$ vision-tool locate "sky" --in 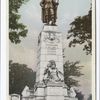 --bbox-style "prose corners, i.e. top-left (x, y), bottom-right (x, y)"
top-left (9, 0), bottom-right (92, 99)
